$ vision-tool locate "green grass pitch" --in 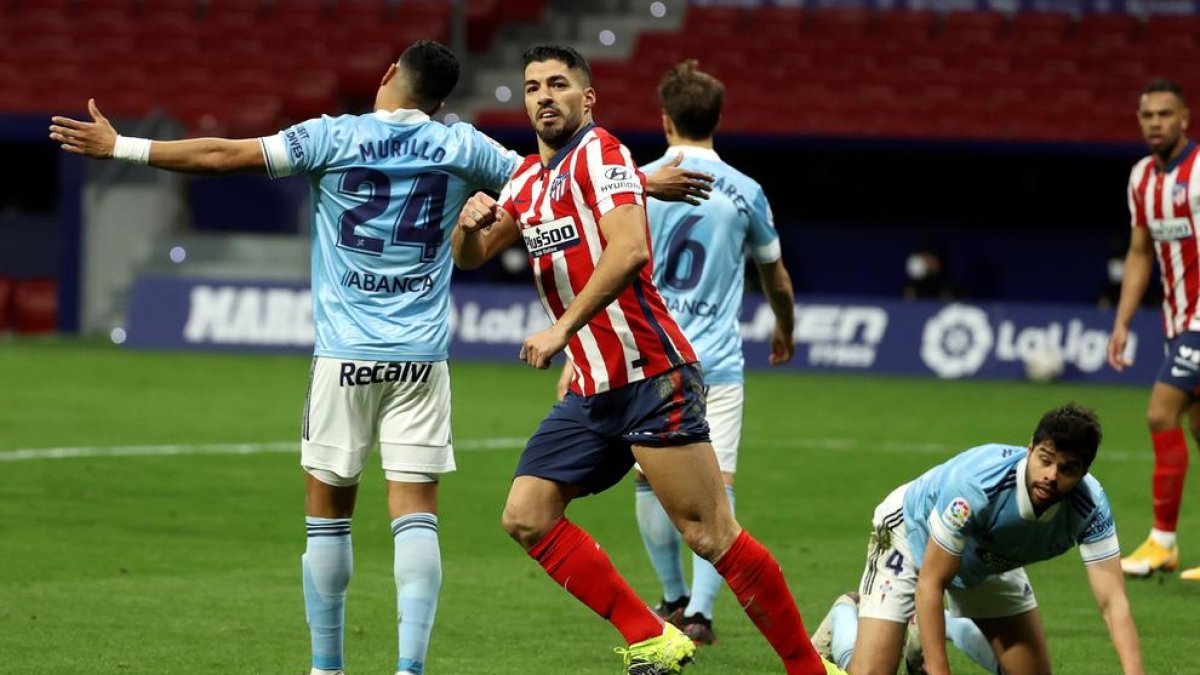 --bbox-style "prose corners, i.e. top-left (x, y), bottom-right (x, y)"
top-left (1, 339), bottom-right (1197, 674)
